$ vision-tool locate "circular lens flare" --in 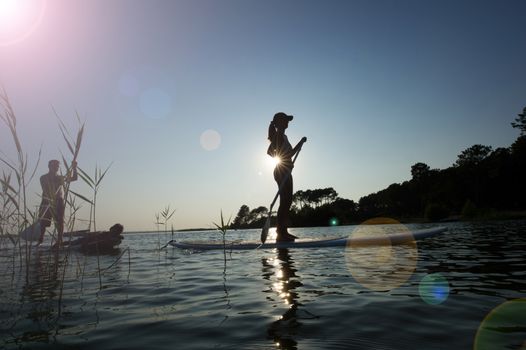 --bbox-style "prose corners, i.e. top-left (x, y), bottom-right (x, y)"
top-left (200, 129), bottom-right (221, 151)
top-left (474, 299), bottom-right (526, 350)
top-left (345, 217), bottom-right (418, 291)
top-left (419, 273), bottom-right (450, 305)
